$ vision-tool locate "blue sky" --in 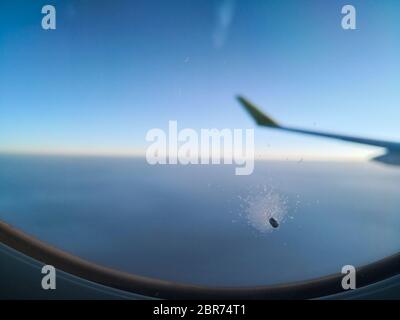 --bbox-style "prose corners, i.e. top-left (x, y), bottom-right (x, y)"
top-left (1, 0), bottom-right (400, 161)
